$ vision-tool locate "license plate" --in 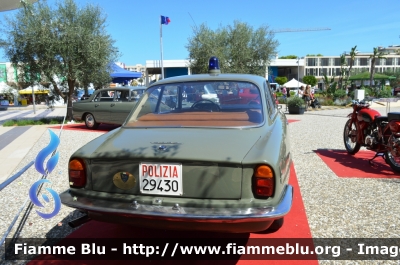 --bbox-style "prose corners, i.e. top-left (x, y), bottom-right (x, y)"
top-left (139, 163), bottom-right (182, 196)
